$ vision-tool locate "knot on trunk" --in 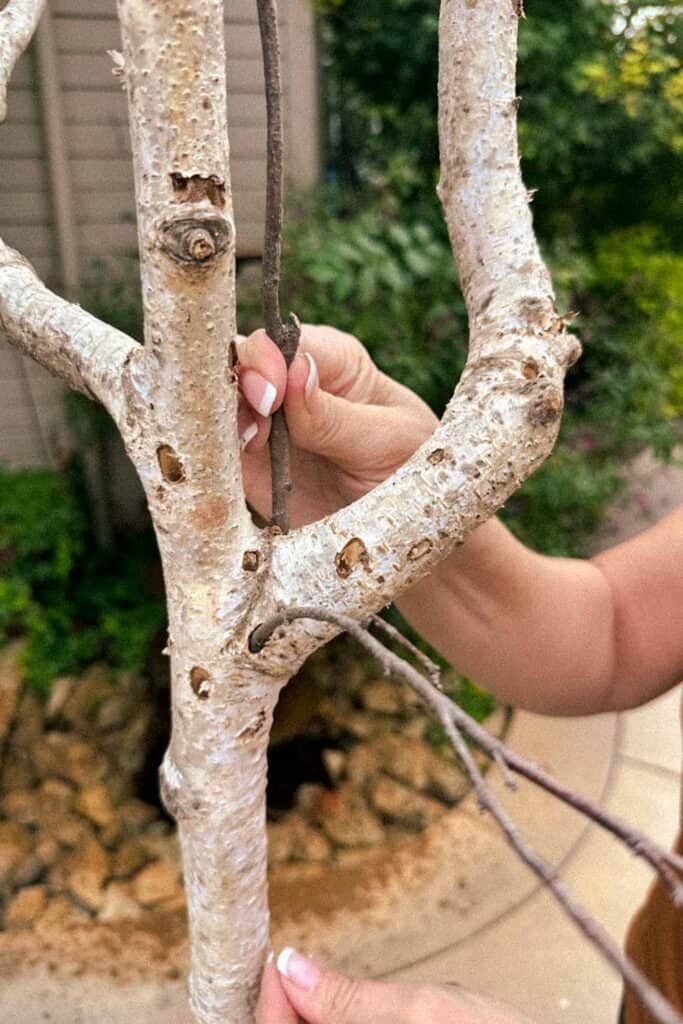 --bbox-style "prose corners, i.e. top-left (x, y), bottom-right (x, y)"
top-left (158, 209), bottom-right (234, 266)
